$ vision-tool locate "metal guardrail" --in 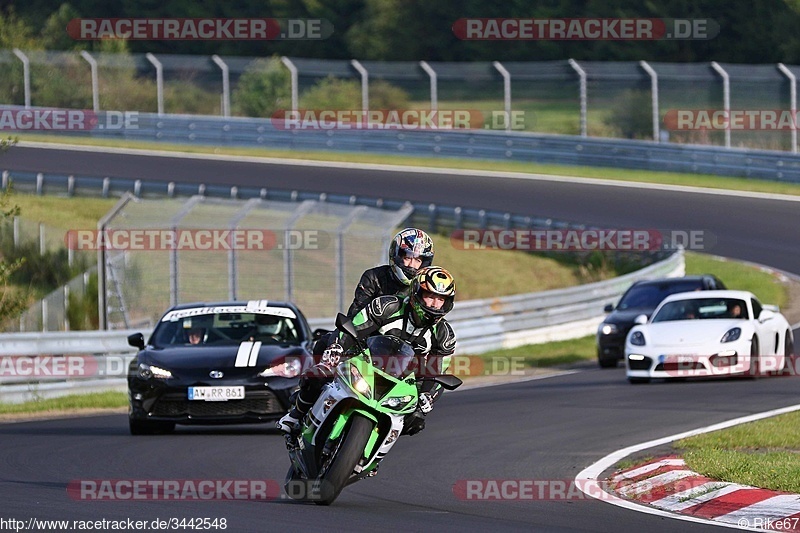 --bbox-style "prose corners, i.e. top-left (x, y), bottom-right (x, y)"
top-left (0, 250), bottom-right (684, 403)
top-left (17, 108), bottom-right (800, 182)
